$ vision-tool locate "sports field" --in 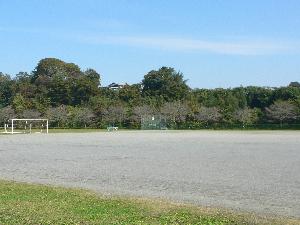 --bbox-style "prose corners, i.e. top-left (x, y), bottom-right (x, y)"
top-left (0, 130), bottom-right (299, 218)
